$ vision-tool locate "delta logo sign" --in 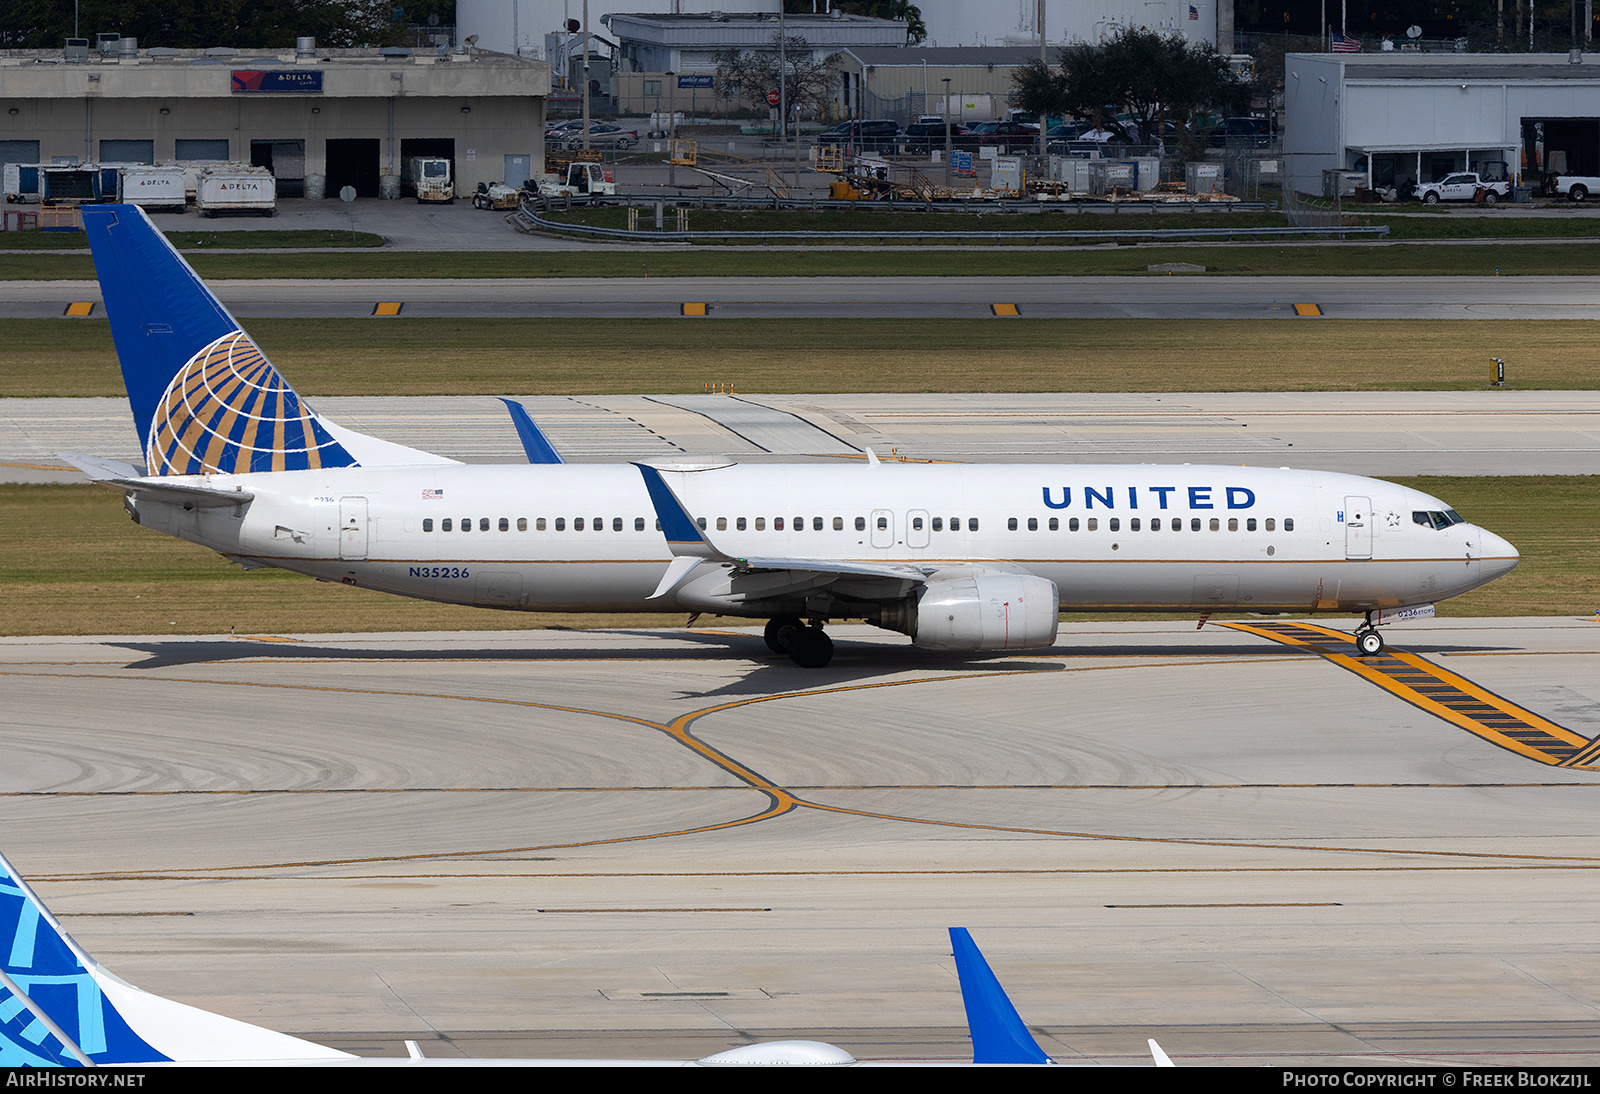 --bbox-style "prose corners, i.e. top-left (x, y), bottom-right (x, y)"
top-left (232, 70), bottom-right (324, 93)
